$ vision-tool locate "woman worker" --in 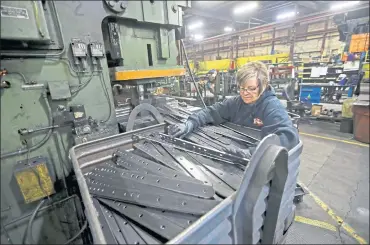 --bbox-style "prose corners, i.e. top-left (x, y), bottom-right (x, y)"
top-left (168, 61), bottom-right (300, 157)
